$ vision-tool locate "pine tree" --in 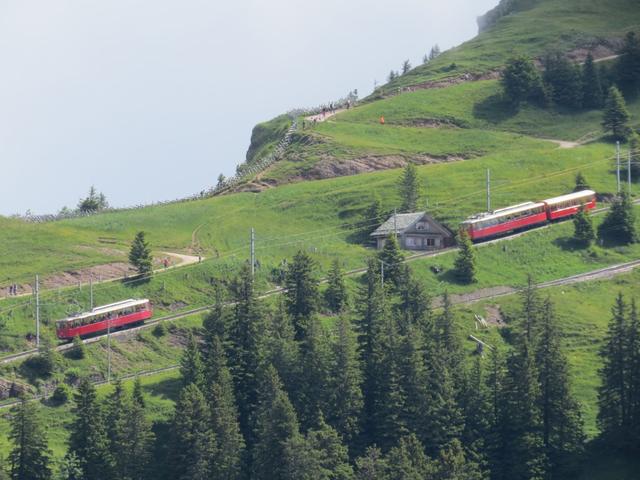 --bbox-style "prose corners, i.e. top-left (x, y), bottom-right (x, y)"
top-left (384, 434), bottom-right (435, 479)
top-left (378, 236), bottom-right (404, 288)
top-left (361, 198), bottom-right (385, 241)
top-left (437, 292), bottom-right (462, 371)
top-left (355, 447), bottom-right (388, 480)
top-left (454, 230), bottom-right (477, 284)
top-left (180, 331), bottom-right (204, 389)
top-left (501, 55), bottom-right (545, 105)
top-left (401, 60), bottom-right (411, 75)
top-left (598, 191), bottom-right (637, 244)
top-left (501, 342), bottom-right (547, 480)
top-left (435, 439), bottom-right (484, 480)
top-left (325, 259), bottom-right (348, 314)
top-left (615, 31), bottom-right (640, 95)
top-left (582, 53), bottom-right (604, 108)
top-left (460, 356), bottom-right (491, 476)
top-left (262, 299), bottom-right (301, 403)
top-left (395, 265), bottom-right (432, 334)
top-left (206, 335), bottom-right (245, 480)
top-left (105, 379), bottom-right (131, 480)
top-left (132, 376), bottom-right (145, 408)
top-left (128, 232), bottom-right (153, 276)
top-left (252, 366), bottom-right (301, 480)
top-left (485, 348), bottom-right (507, 480)
top-left (57, 453), bottom-right (83, 480)
top-left (429, 44), bottom-right (441, 61)
top-left (304, 417), bottom-right (354, 480)
top-left (328, 317), bottom-right (364, 445)
top-left (203, 282), bottom-right (227, 346)
top-left (535, 299), bottom-right (585, 477)
top-left (574, 171), bottom-right (590, 192)
top-left (8, 397), bottom-right (52, 480)
top-left (168, 384), bottom-right (215, 480)
top-left (630, 133), bottom-right (640, 181)
top-left (228, 265), bottom-right (265, 439)
top-left (125, 397), bottom-right (155, 480)
top-left (299, 317), bottom-right (332, 429)
top-left (399, 163), bottom-right (420, 212)
top-left (68, 378), bottom-right (114, 480)
top-left (627, 299), bottom-right (640, 445)
top-left (602, 86), bottom-right (632, 141)
top-left (573, 204), bottom-right (595, 246)
top-left (519, 274), bottom-right (540, 344)
top-left (285, 250), bottom-right (320, 340)
top-left (543, 52), bottom-right (583, 108)
top-left (598, 293), bottom-right (630, 443)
